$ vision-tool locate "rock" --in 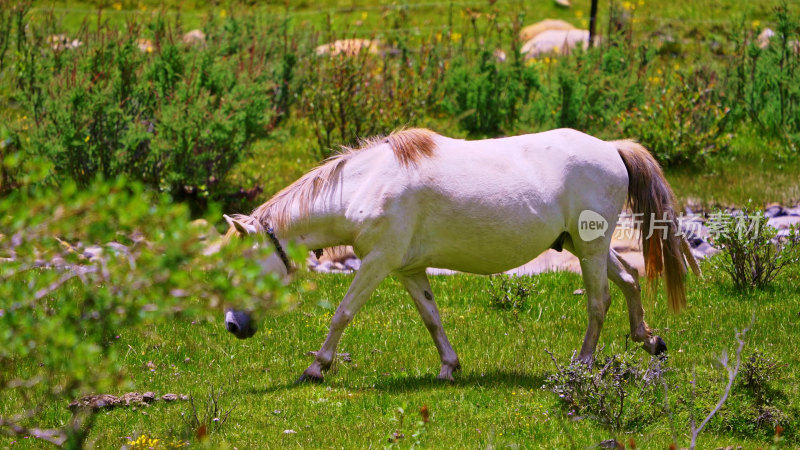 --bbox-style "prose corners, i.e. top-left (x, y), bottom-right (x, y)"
top-left (767, 215), bottom-right (800, 229)
top-left (573, 289), bottom-right (584, 295)
top-left (519, 19), bottom-right (576, 43)
top-left (283, 429), bottom-right (297, 434)
top-left (691, 241), bottom-right (719, 260)
top-left (521, 29), bottom-right (589, 59)
top-left (598, 439), bottom-right (622, 448)
top-left (137, 39), bottom-right (155, 53)
top-left (69, 394), bottom-right (119, 411)
top-left (554, 0), bottom-right (571, 7)
top-left (182, 29), bottom-right (206, 46)
top-left (318, 246), bottom-right (357, 263)
top-left (343, 258), bottom-right (361, 271)
top-left (758, 28), bottom-right (774, 49)
top-left (315, 39), bottom-right (380, 57)
top-left (493, 49), bottom-right (507, 63)
top-left (83, 245), bottom-right (103, 261)
top-left (47, 34), bottom-right (82, 51)
top-left (315, 260), bottom-right (332, 273)
top-left (69, 392), bottom-right (188, 411)
top-left (764, 203), bottom-right (786, 218)
top-left (120, 392), bottom-right (144, 405)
